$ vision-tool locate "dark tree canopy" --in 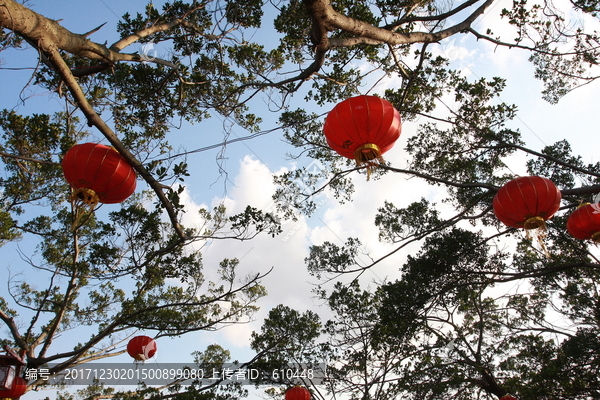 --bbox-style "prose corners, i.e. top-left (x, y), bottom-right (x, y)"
top-left (1, 0), bottom-right (600, 399)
